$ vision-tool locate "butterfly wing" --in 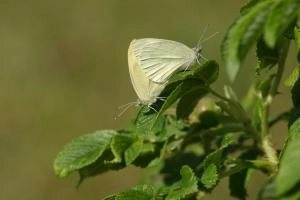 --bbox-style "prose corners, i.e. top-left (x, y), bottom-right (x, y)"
top-left (128, 44), bottom-right (166, 105)
top-left (130, 38), bottom-right (196, 83)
